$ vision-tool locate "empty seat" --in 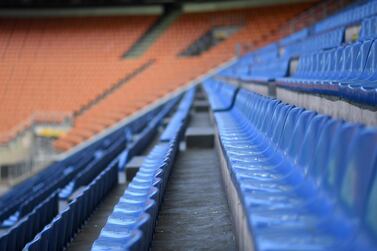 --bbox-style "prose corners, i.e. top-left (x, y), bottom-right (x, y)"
top-left (204, 80), bottom-right (377, 250)
top-left (360, 16), bottom-right (377, 41)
